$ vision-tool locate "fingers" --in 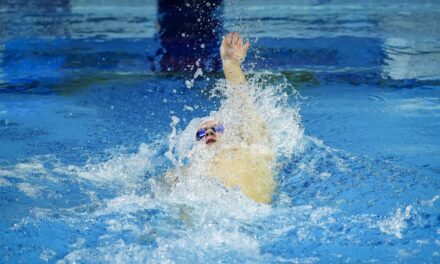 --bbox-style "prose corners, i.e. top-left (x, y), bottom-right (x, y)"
top-left (238, 37), bottom-right (244, 48)
top-left (232, 32), bottom-right (239, 45)
top-left (221, 36), bottom-right (226, 48)
top-left (225, 32), bottom-right (233, 47)
top-left (244, 41), bottom-right (250, 52)
top-left (224, 32), bottom-right (248, 47)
